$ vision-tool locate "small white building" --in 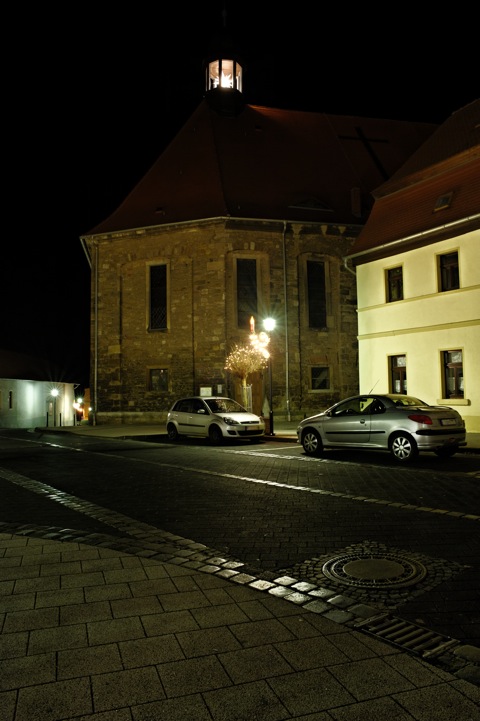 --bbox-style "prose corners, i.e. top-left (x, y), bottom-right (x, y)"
top-left (0, 350), bottom-right (77, 429)
top-left (345, 100), bottom-right (480, 432)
